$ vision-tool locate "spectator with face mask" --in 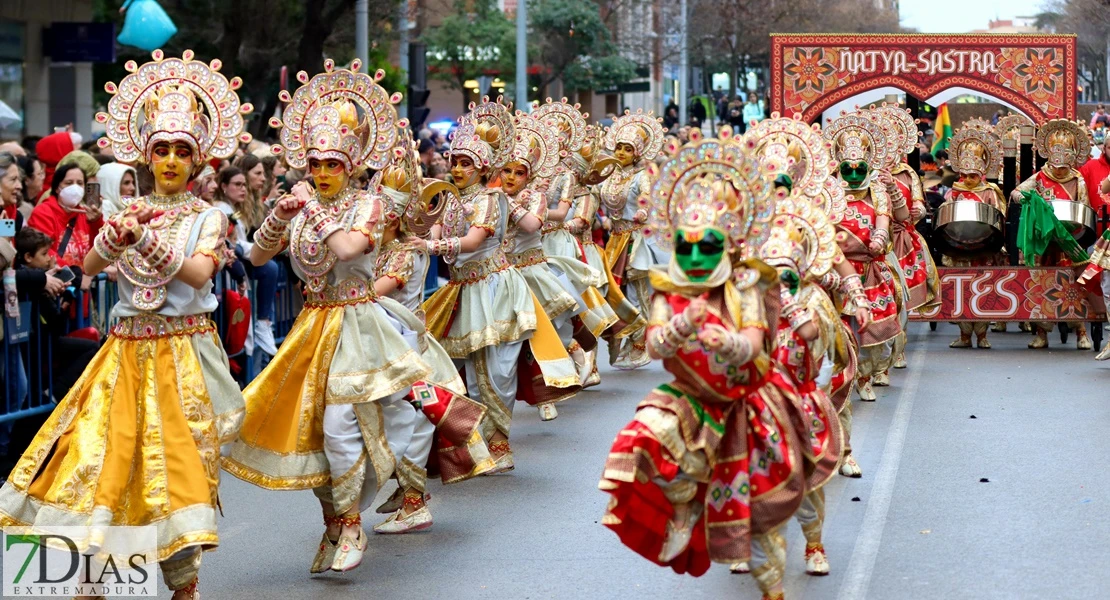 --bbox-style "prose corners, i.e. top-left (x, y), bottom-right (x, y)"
top-left (26, 161), bottom-right (103, 290)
